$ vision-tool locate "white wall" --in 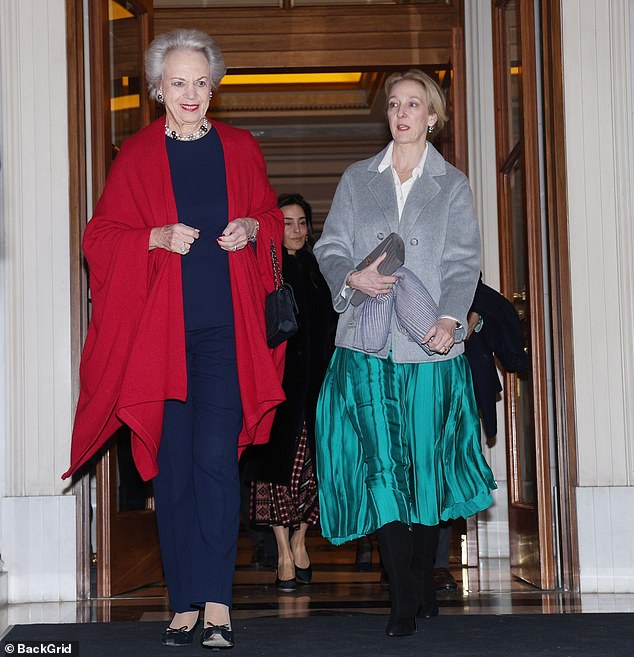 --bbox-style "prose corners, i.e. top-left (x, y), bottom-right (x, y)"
top-left (561, 0), bottom-right (634, 592)
top-left (0, 2), bottom-right (6, 606)
top-left (0, 0), bottom-right (76, 602)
